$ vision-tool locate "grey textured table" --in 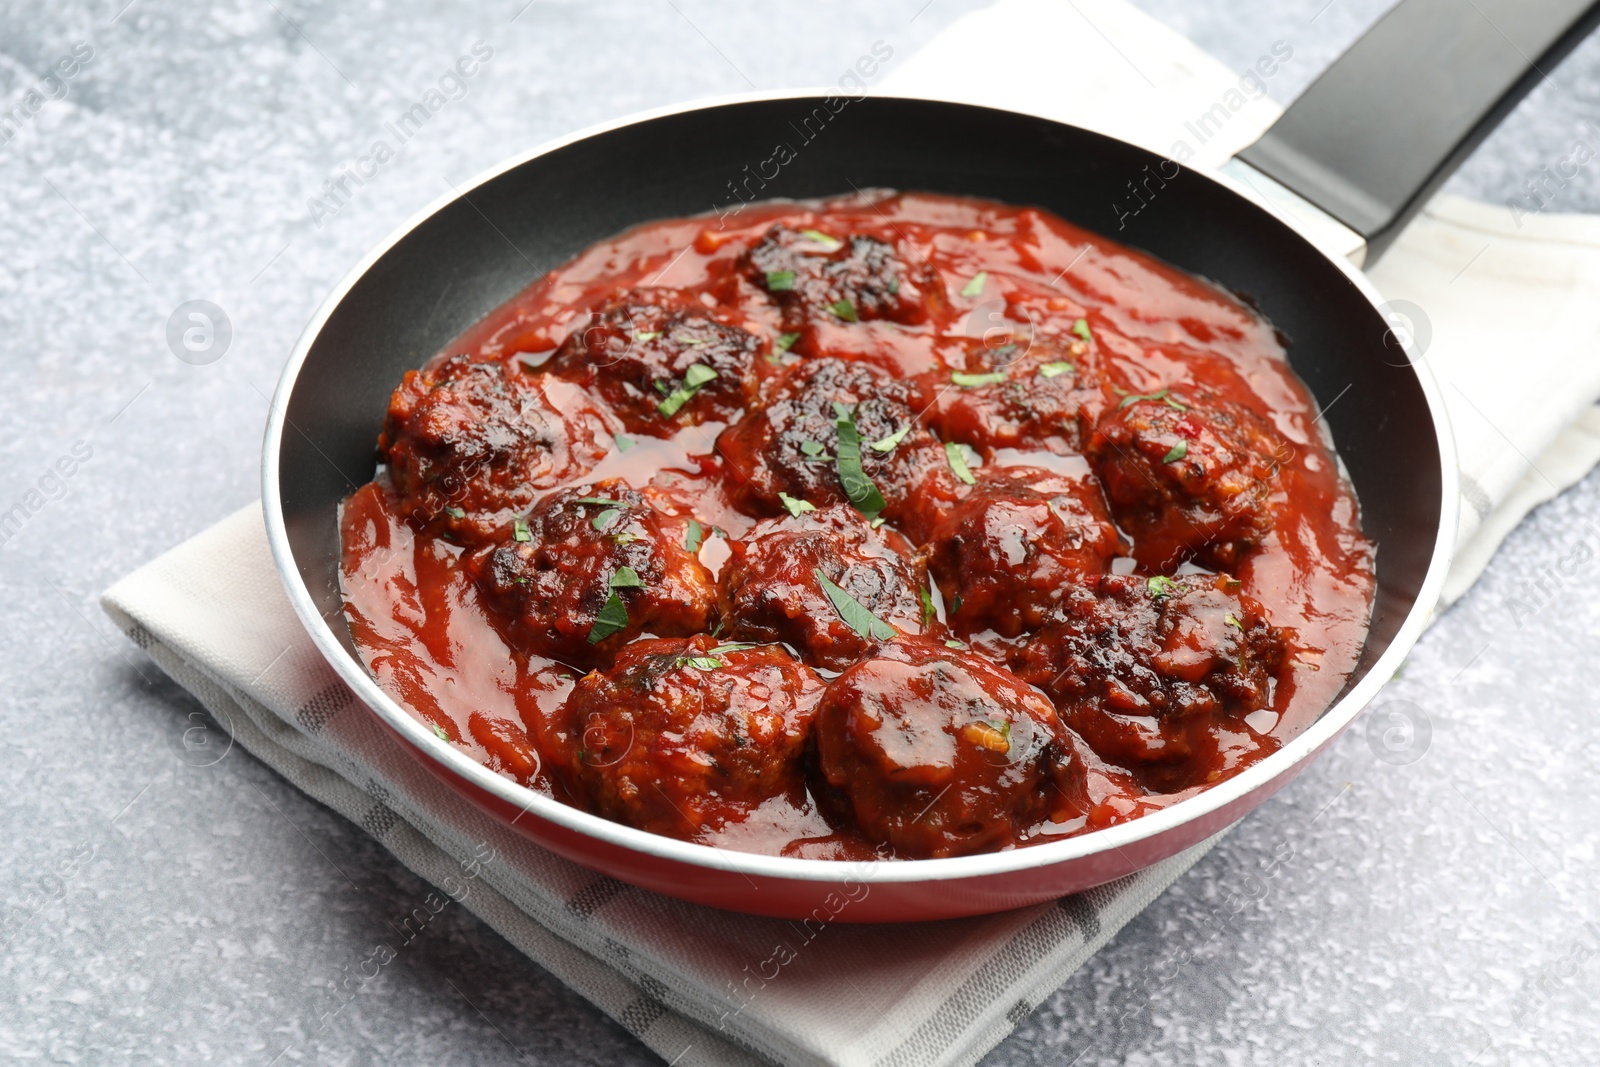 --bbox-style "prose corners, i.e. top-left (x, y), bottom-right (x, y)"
top-left (4, 2), bottom-right (1600, 1064)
